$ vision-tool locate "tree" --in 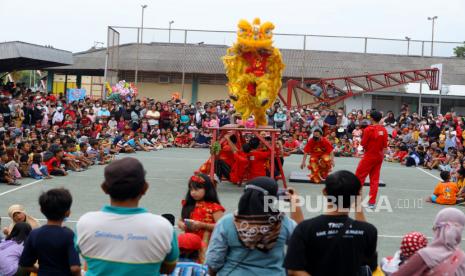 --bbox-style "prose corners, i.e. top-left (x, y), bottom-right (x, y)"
top-left (453, 42), bottom-right (465, 58)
